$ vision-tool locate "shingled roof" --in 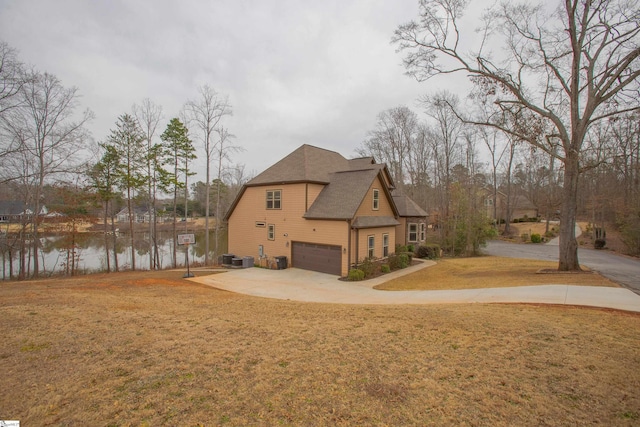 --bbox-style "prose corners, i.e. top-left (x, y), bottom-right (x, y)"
top-left (247, 144), bottom-right (350, 186)
top-left (303, 169), bottom-right (379, 220)
top-left (225, 144), bottom-right (399, 221)
top-left (391, 190), bottom-right (428, 218)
